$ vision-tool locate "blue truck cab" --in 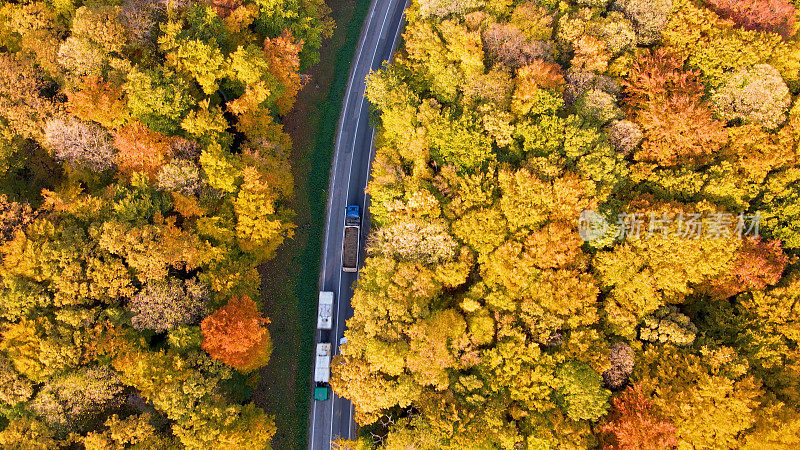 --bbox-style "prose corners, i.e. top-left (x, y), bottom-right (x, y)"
top-left (345, 205), bottom-right (360, 222)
